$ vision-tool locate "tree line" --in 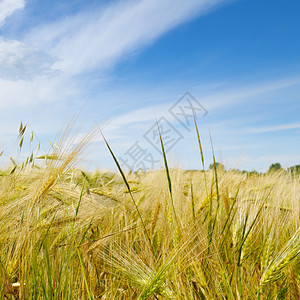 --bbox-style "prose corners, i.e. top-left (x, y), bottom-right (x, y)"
top-left (208, 162), bottom-right (300, 174)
